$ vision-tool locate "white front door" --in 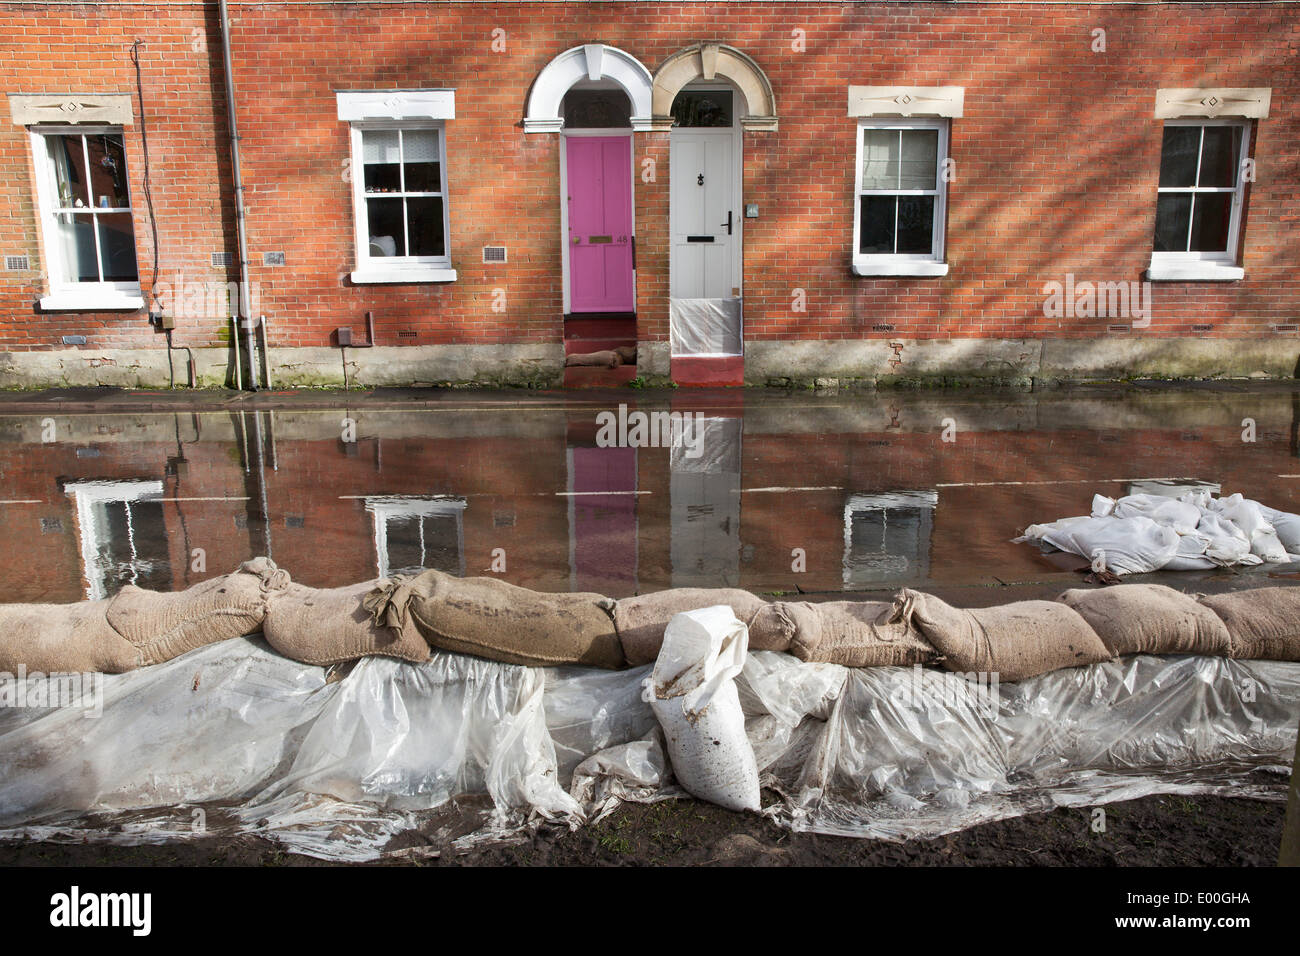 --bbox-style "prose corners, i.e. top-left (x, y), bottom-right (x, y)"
top-left (669, 128), bottom-right (741, 299)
